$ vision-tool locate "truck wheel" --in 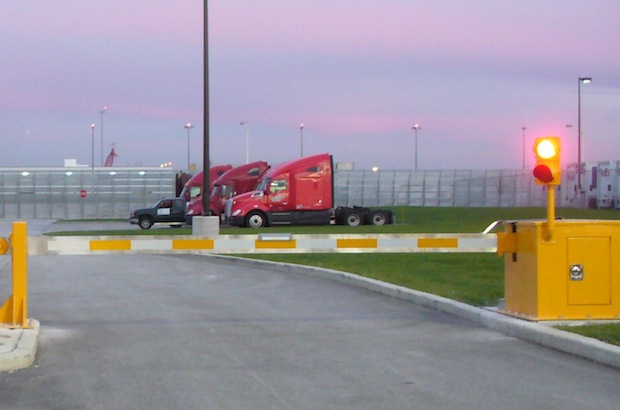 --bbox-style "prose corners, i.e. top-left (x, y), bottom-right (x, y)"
top-left (246, 211), bottom-right (267, 228)
top-left (368, 211), bottom-right (387, 226)
top-left (345, 211), bottom-right (362, 227)
top-left (139, 217), bottom-right (153, 230)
